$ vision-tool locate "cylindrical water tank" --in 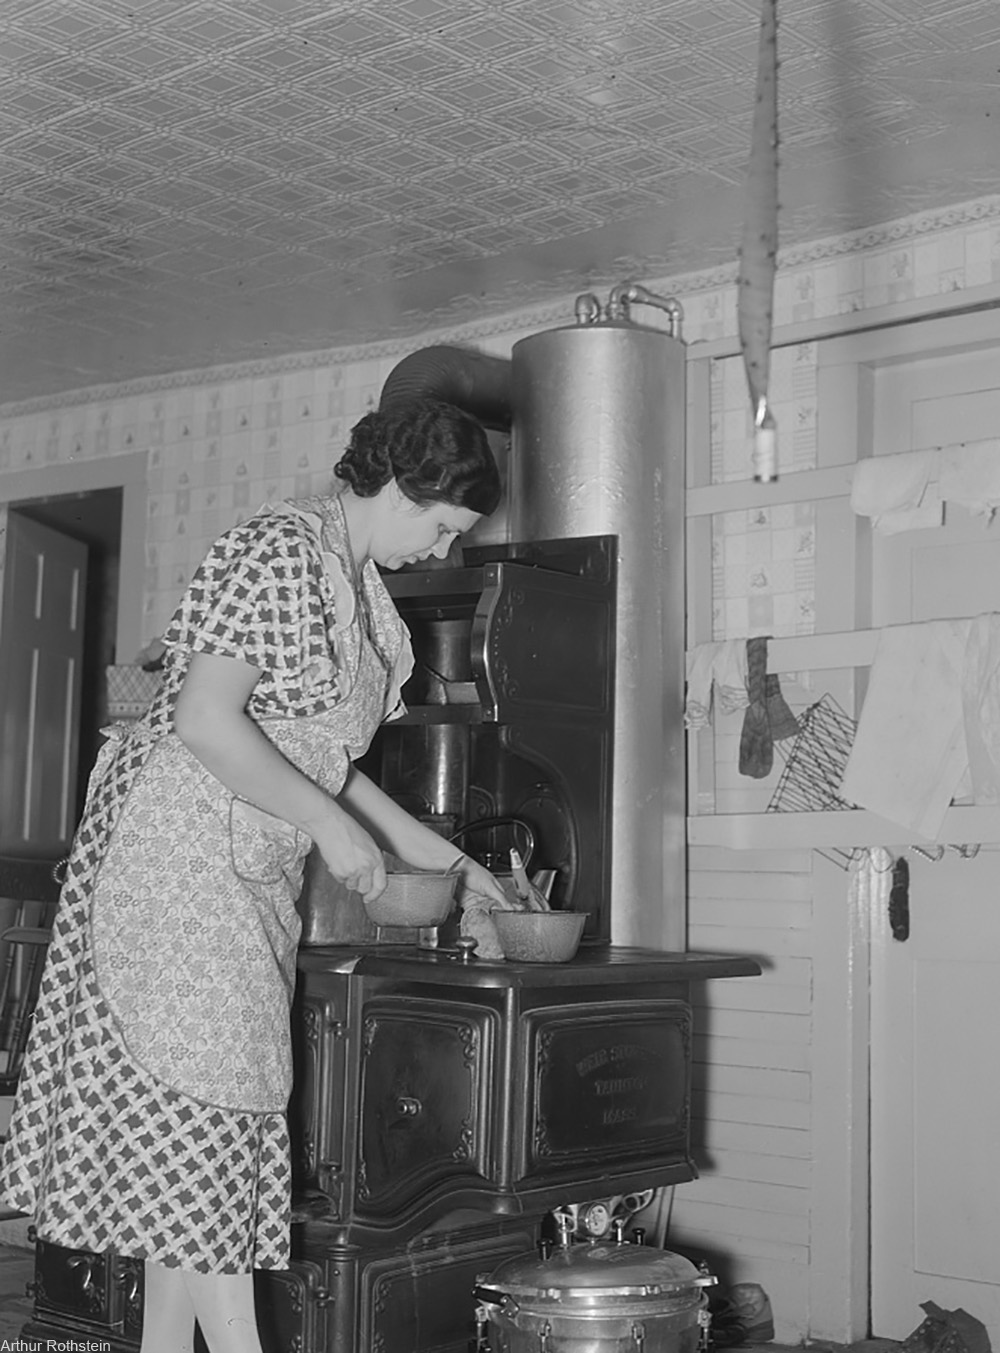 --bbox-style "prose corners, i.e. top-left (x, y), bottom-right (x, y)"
top-left (509, 318), bottom-right (686, 948)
